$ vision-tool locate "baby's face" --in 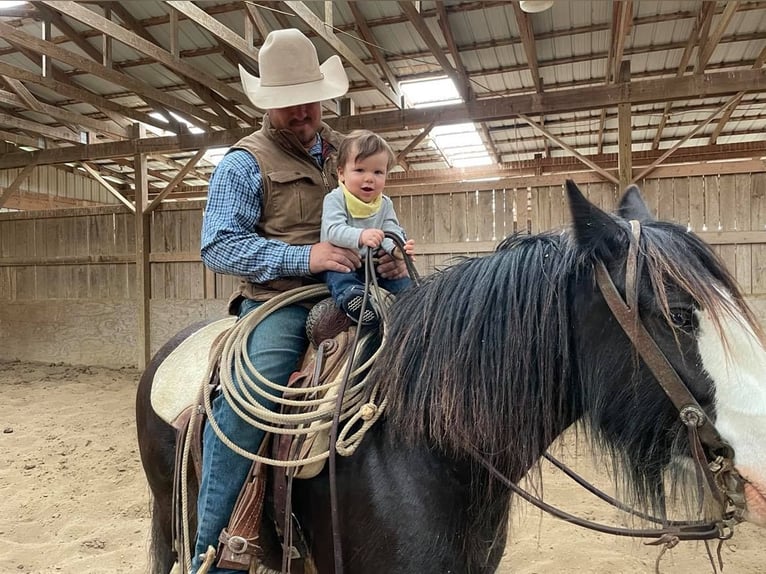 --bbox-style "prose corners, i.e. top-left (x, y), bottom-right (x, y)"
top-left (339, 150), bottom-right (389, 204)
